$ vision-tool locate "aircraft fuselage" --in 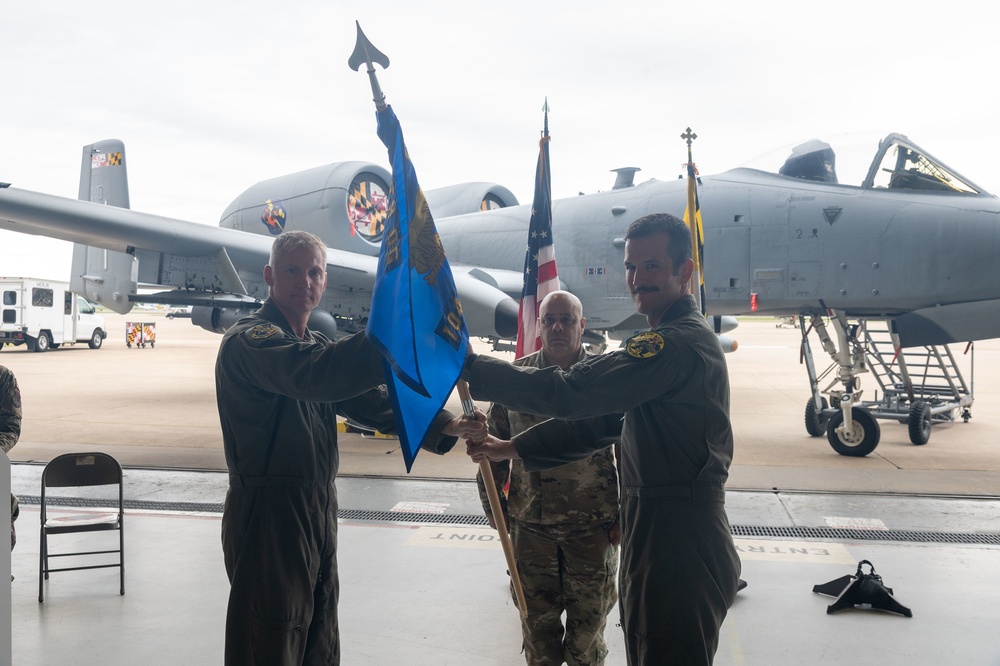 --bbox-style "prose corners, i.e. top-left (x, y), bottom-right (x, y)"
top-left (437, 167), bottom-right (1000, 339)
